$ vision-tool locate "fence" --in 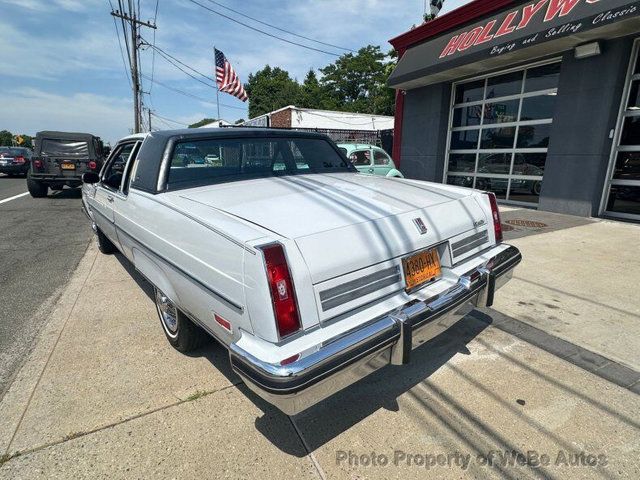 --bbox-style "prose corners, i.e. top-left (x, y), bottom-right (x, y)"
top-left (225, 125), bottom-right (394, 156)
